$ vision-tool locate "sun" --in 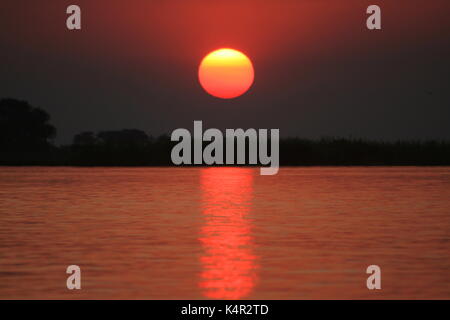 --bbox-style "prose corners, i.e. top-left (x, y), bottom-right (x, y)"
top-left (198, 48), bottom-right (254, 99)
